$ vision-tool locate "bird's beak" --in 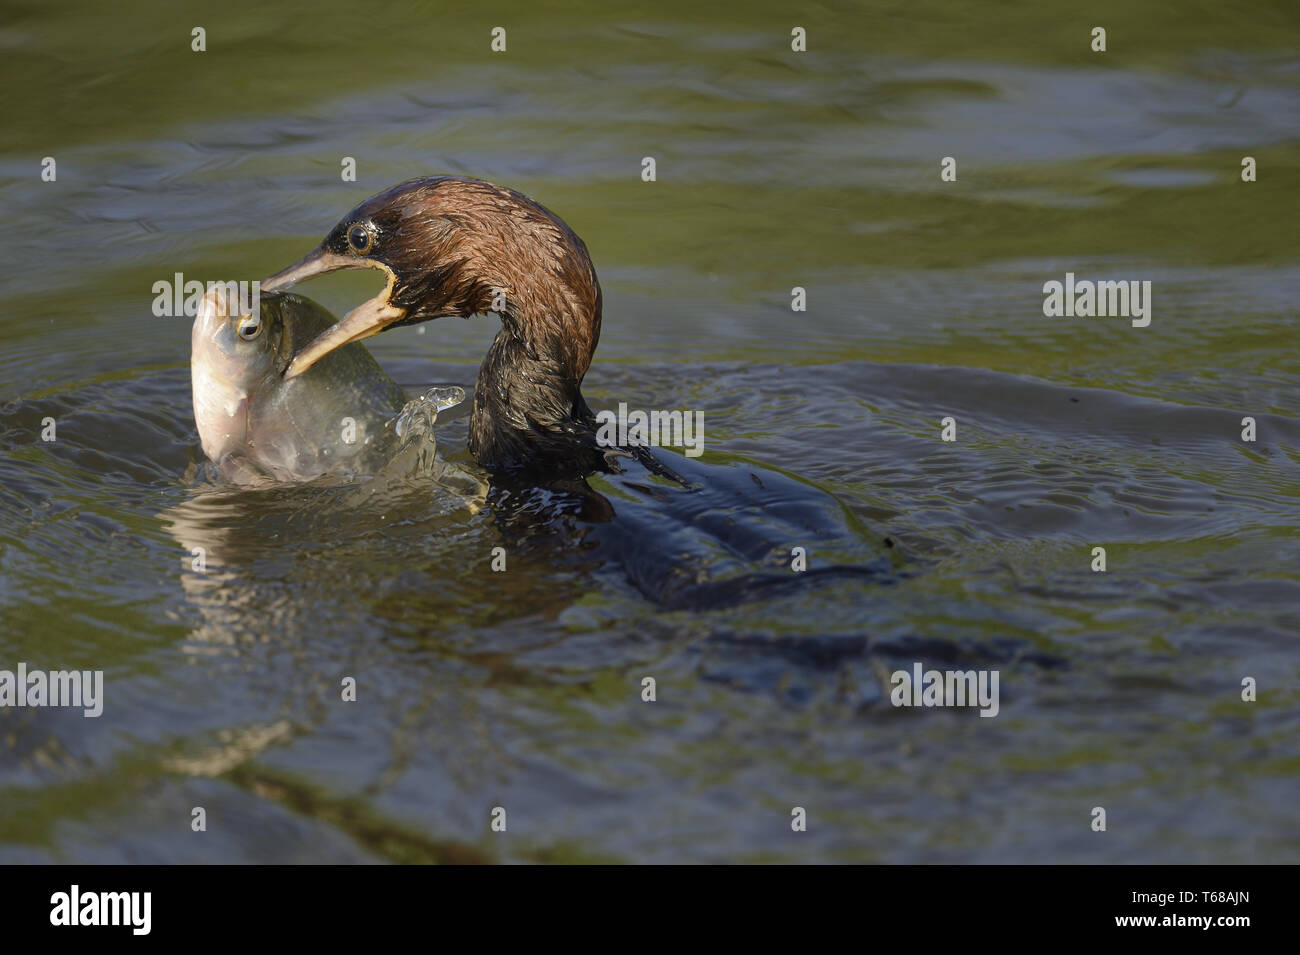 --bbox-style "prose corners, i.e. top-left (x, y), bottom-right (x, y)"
top-left (260, 247), bottom-right (407, 379)
top-left (261, 246), bottom-right (355, 293)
